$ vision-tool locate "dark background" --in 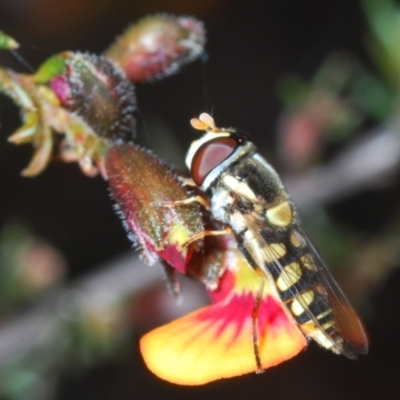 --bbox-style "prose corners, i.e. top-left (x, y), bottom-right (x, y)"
top-left (0, 0), bottom-right (398, 399)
